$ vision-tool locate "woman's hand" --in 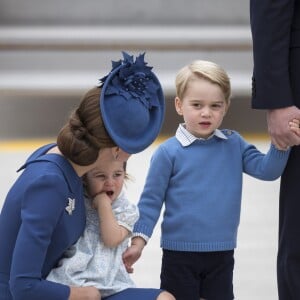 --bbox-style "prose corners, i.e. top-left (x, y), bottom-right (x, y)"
top-left (69, 286), bottom-right (101, 300)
